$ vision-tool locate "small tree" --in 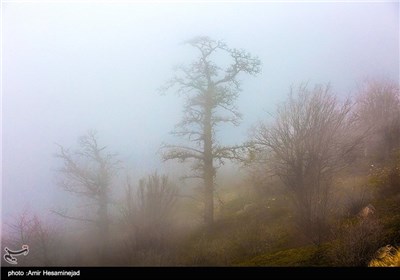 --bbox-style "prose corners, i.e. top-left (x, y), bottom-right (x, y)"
top-left (3, 210), bottom-right (57, 266)
top-left (161, 36), bottom-right (261, 229)
top-left (252, 84), bottom-right (361, 244)
top-left (54, 130), bottom-right (119, 262)
top-left (122, 172), bottom-right (178, 252)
